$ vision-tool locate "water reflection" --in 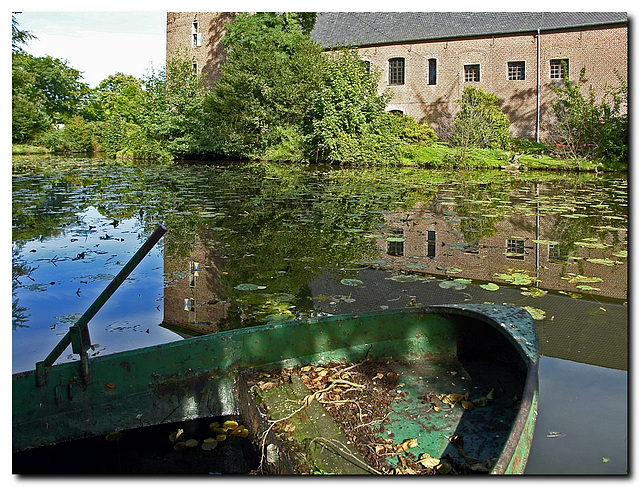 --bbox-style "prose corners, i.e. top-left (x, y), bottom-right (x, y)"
top-left (12, 158), bottom-right (627, 372)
